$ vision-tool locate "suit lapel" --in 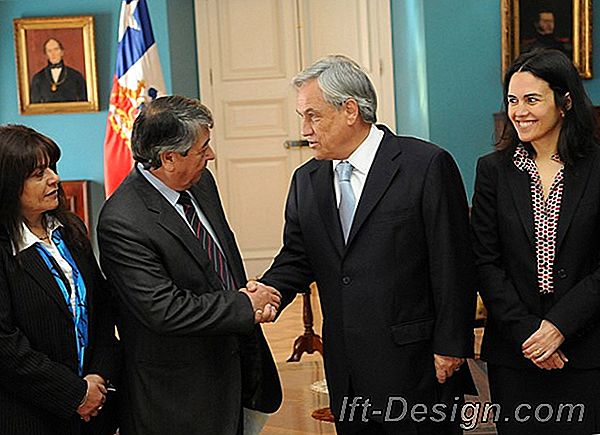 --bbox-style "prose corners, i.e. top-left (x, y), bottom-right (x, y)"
top-left (556, 157), bottom-right (594, 252)
top-left (133, 171), bottom-right (225, 291)
top-left (345, 132), bottom-right (402, 248)
top-left (504, 159), bottom-right (536, 247)
top-left (20, 248), bottom-right (72, 319)
top-left (310, 162), bottom-right (344, 257)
